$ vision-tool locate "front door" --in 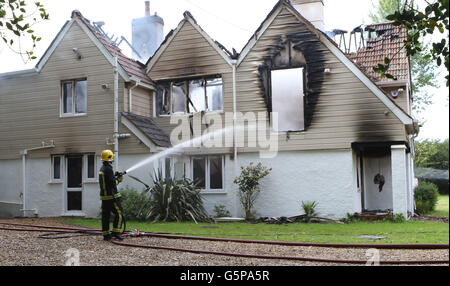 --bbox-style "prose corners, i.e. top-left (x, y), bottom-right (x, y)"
top-left (362, 154), bottom-right (393, 212)
top-left (66, 155), bottom-right (83, 212)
